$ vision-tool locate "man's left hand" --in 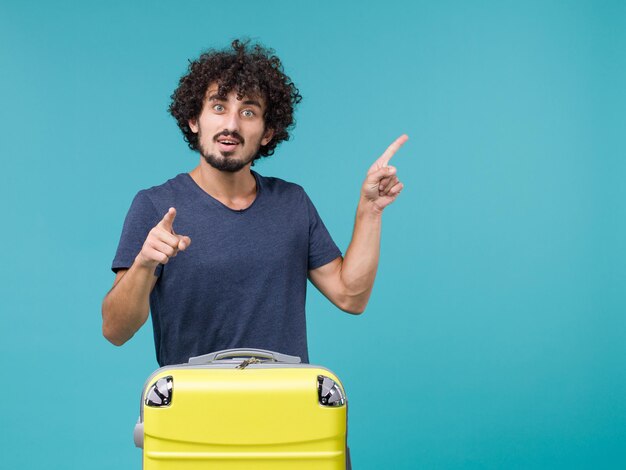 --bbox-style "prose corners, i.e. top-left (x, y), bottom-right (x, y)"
top-left (361, 134), bottom-right (408, 212)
